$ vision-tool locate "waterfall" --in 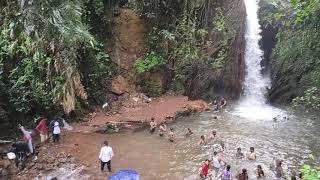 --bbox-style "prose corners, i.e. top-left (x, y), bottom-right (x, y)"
top-left (232, 0), bottom-right (284, 120)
